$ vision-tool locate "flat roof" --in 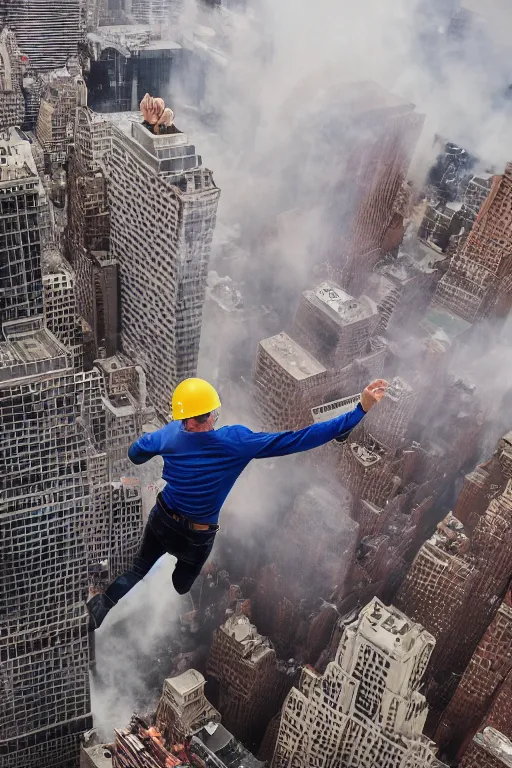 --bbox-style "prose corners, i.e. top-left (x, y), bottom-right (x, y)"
top-left (314, 281), bottom-right (377, 324)
top-left (0, 328), bottom-right (70, 383)
top-left (144, 37), bottom-right (181, 51)
top-left (422, 309), bottom-right (472, 339)
top-left (166, 669), bottom-right (205, 695)
top-left (2, 328), bottom-right (65, 362)
top-left (89, 110), bottom-right (141, 136)
top-left (260, 332), bottom-right (325, 380)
